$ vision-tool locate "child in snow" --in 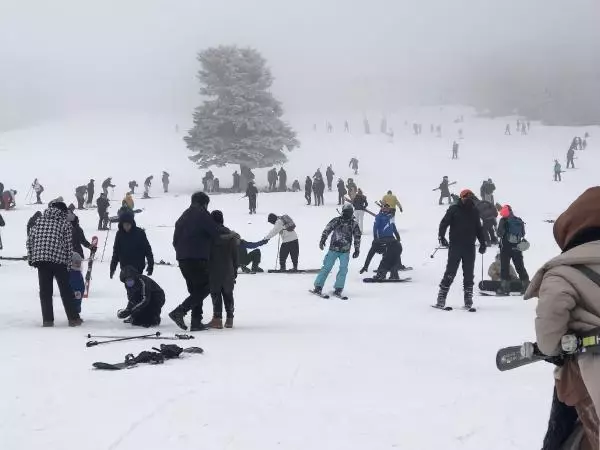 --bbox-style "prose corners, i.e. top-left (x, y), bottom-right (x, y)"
top-left (118, 266), bottom-right (165, 327)
top-left (69, 251), bottom-right (85, 314)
